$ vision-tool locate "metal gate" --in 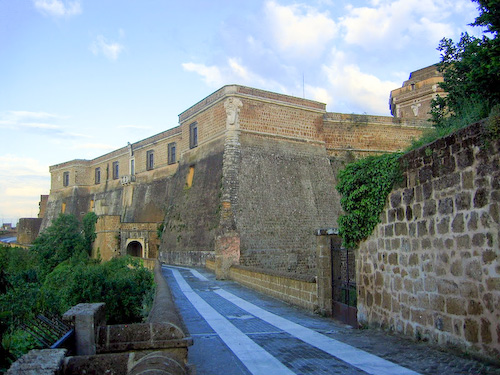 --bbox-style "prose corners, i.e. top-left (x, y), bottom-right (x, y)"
top-left (331, 237), bottom-right (358, 327)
